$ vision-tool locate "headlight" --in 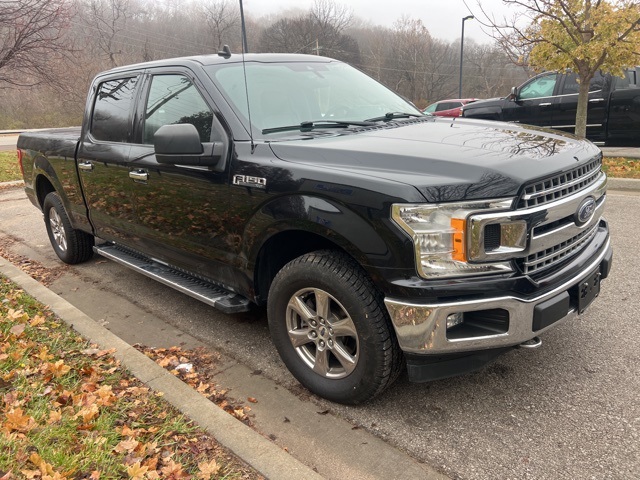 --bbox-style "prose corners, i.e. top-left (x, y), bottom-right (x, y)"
top-left (391, 199), bottom-right (515, 279)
